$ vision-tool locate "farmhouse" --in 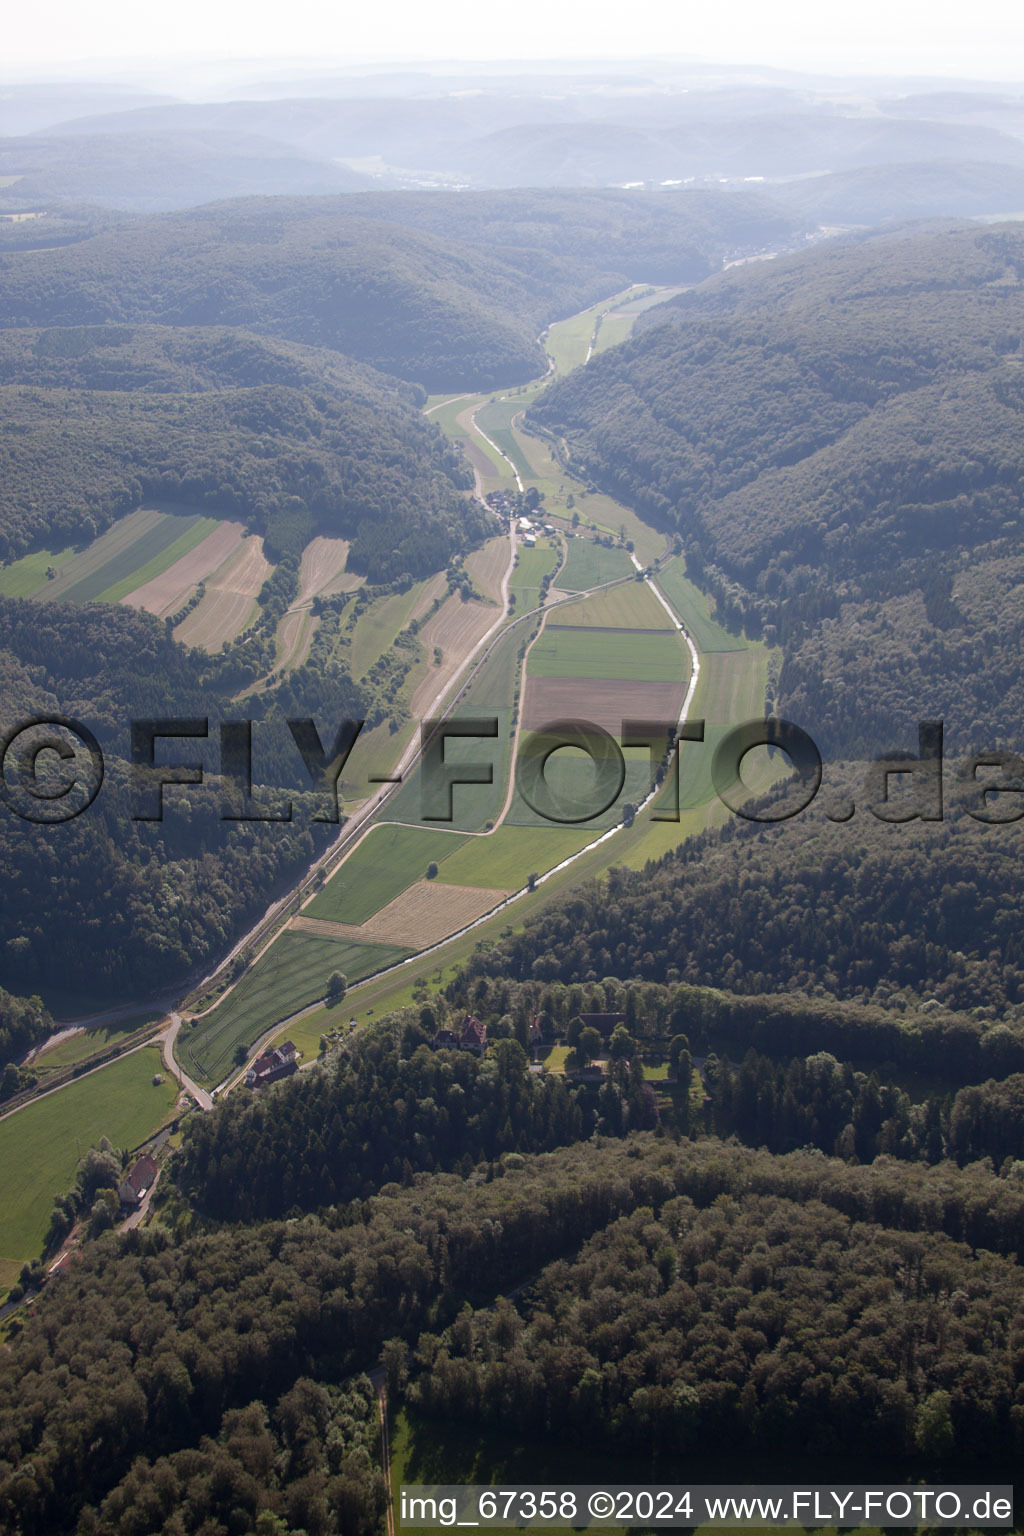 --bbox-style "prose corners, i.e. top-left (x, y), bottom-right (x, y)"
top-left (430, 1017), bottom-right (488, 1056)
top-left (245, 1040), bottom-right (298, 1087)
top-left (118, 1154), bottom-right (158, 1210)
top-left (460, 1016), bottom-right (488, 1055)
top-left (523, 533), bottom-right (537, 547)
